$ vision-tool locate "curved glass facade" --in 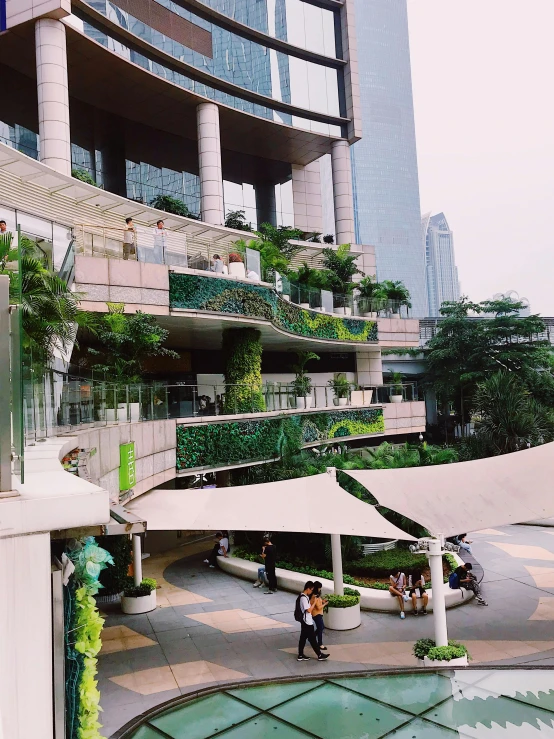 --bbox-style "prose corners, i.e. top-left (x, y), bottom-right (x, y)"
top-left (199, 0), bottom-right (339, 58)
top-left (86, 0), bottom-right (343, 120)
